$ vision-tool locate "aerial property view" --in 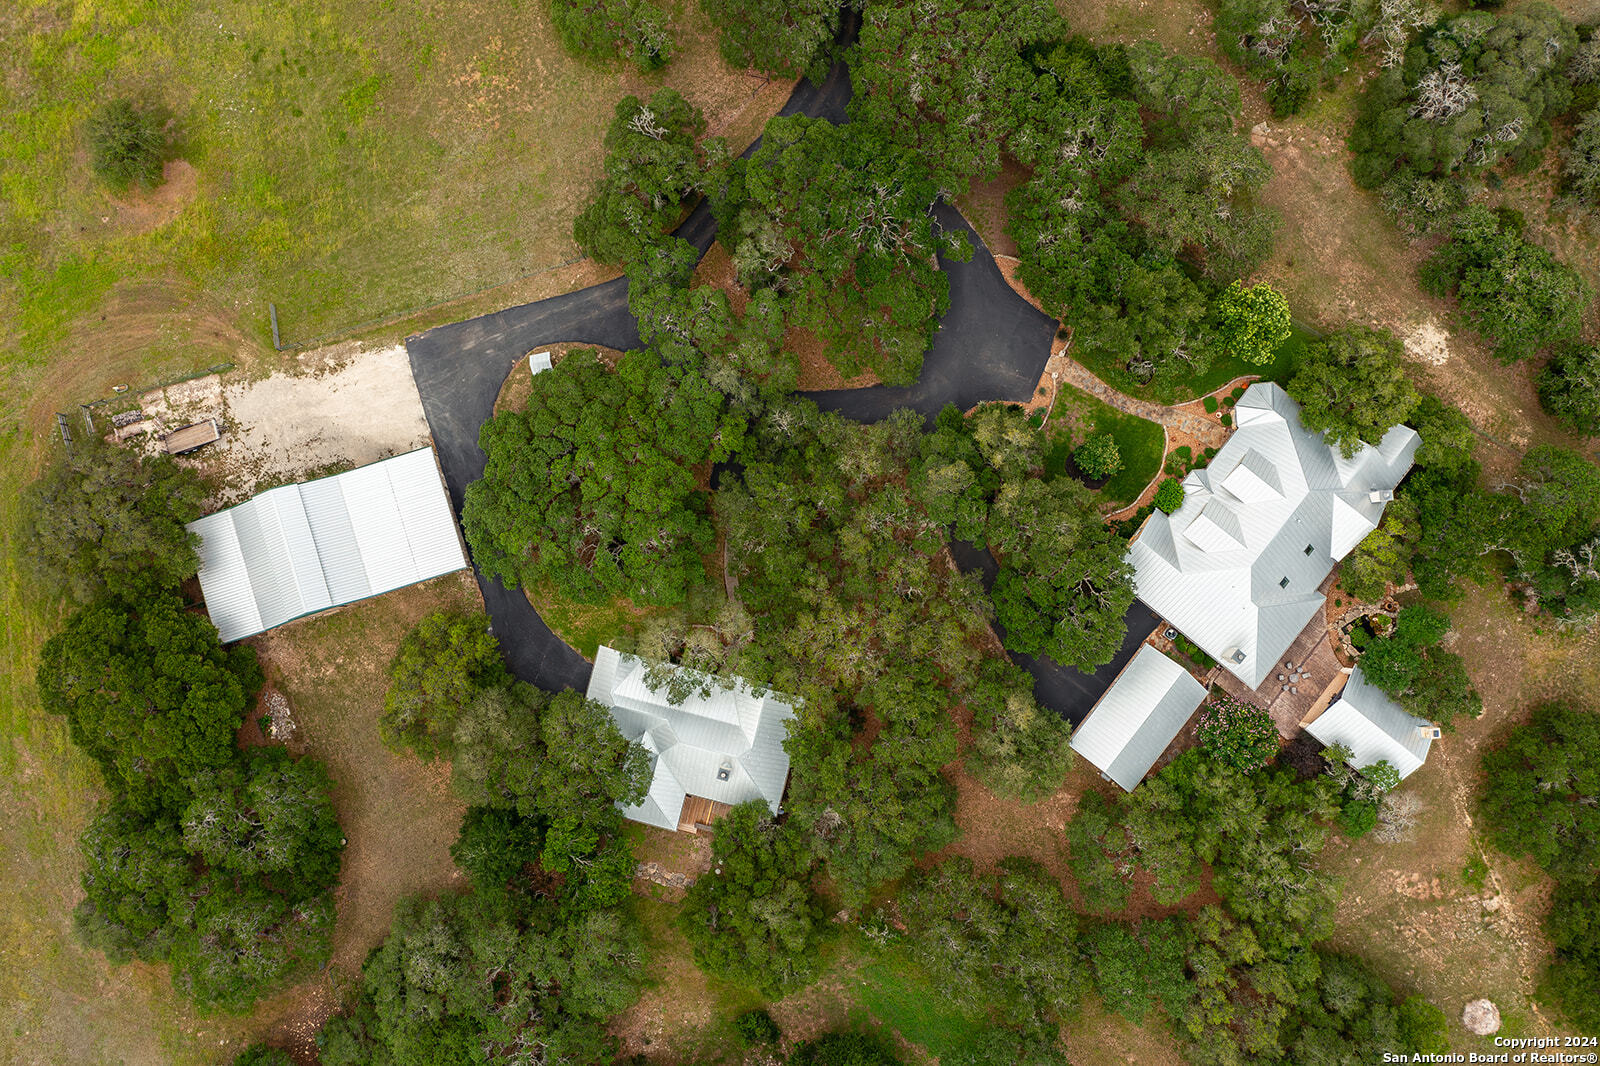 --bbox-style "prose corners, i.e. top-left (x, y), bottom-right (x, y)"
top-left (5, 1), bottom-right (1600, 1065)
